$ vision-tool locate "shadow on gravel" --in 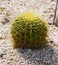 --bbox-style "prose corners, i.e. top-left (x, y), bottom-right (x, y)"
top-left (17, 45), bottom-right (58, 65)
